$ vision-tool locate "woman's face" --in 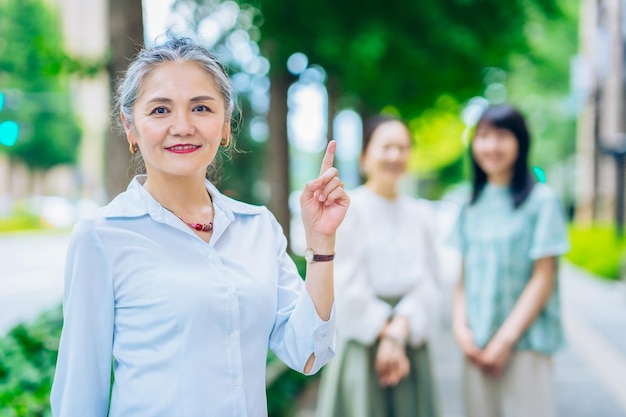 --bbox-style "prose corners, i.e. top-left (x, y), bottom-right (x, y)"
top-left (361, 120), bottom-right (412, 185)
top-left (472, 123), bottom-right (519, 182)
top-left (123, 61), bottom-right (230, 180)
